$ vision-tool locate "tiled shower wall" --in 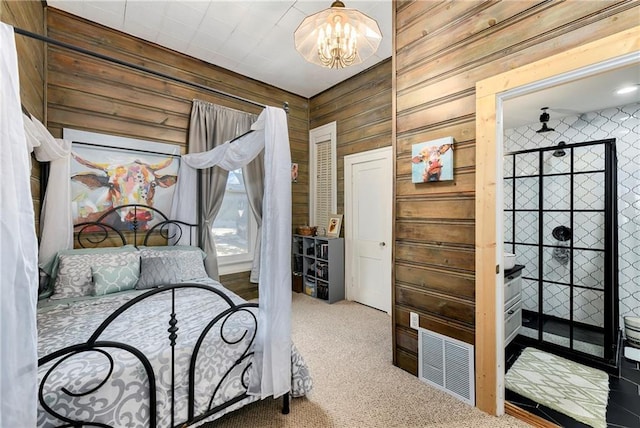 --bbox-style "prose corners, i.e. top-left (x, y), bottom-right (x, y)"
top-left (504, 102), bottom-right (639, 327)
top-left (504, 141), bottom-right (608, 327)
